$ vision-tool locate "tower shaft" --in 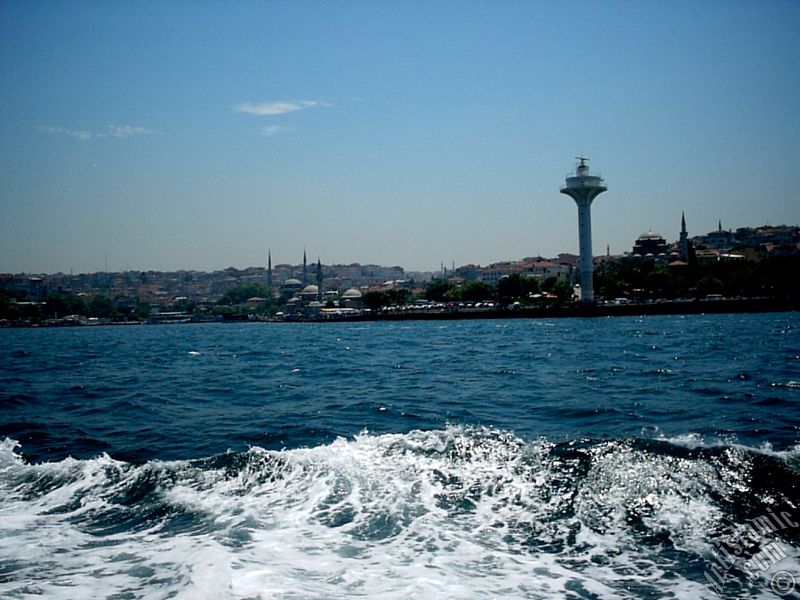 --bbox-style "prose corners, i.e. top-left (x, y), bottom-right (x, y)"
top-left (560, 158), bottom-right (607, 303)
top-left (576, 200), bottom-right (594, 302)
